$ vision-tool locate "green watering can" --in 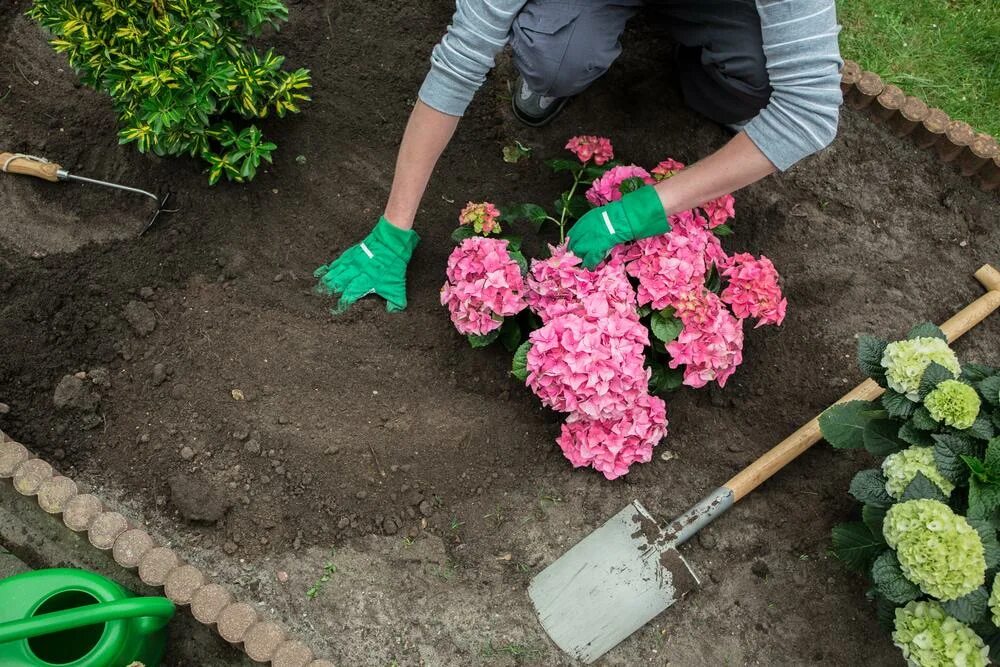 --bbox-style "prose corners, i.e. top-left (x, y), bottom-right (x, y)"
top-left (0, 568), bottom-right (175, 667)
